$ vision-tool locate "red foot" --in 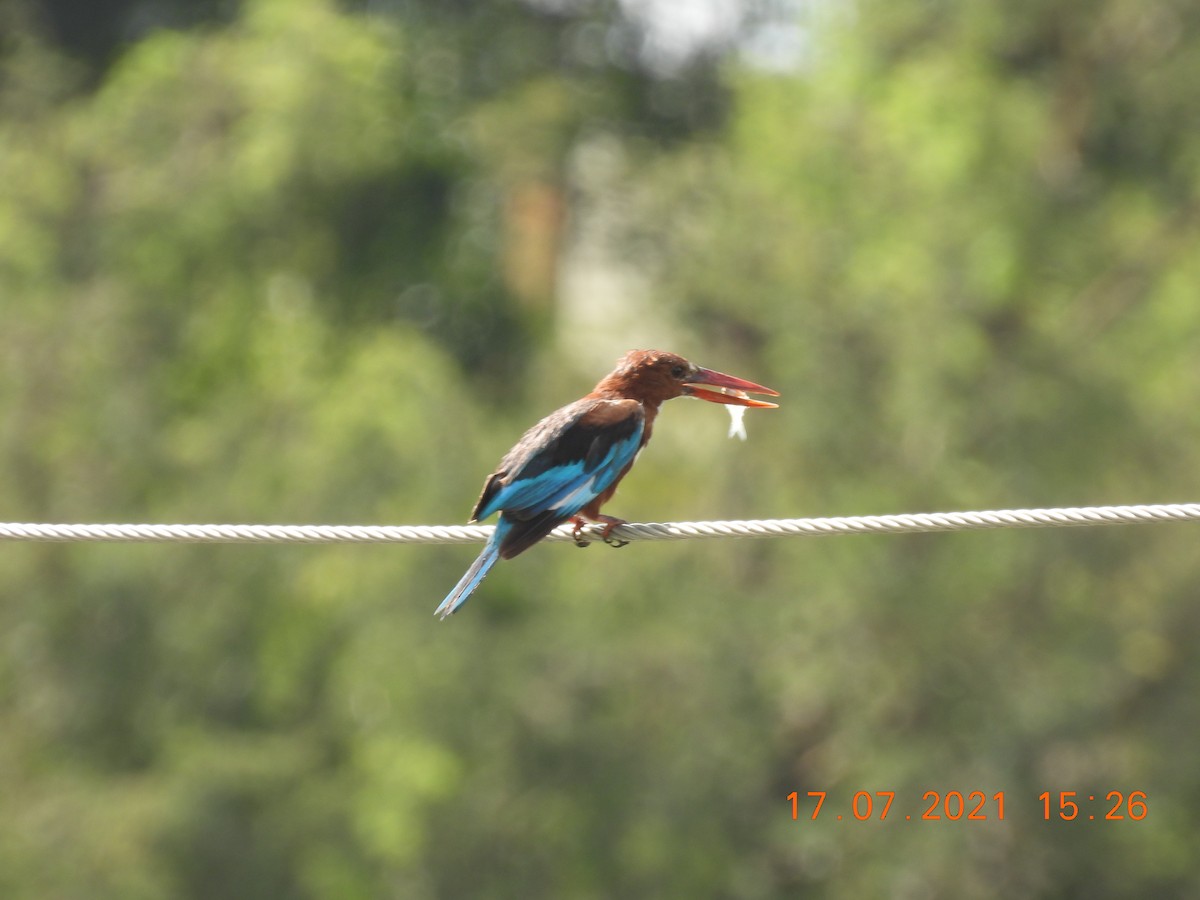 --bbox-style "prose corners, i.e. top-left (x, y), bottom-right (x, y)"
top-left (572, 514), bottom-right (628, 548)
top-left (571, 516), bottom-right (590, 547)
